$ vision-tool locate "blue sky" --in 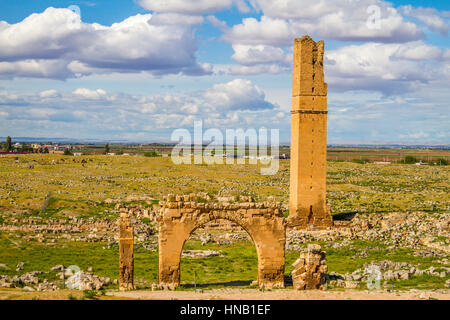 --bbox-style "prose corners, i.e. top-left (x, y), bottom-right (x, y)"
top-left (0, 0), bottom-right (448, 144)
